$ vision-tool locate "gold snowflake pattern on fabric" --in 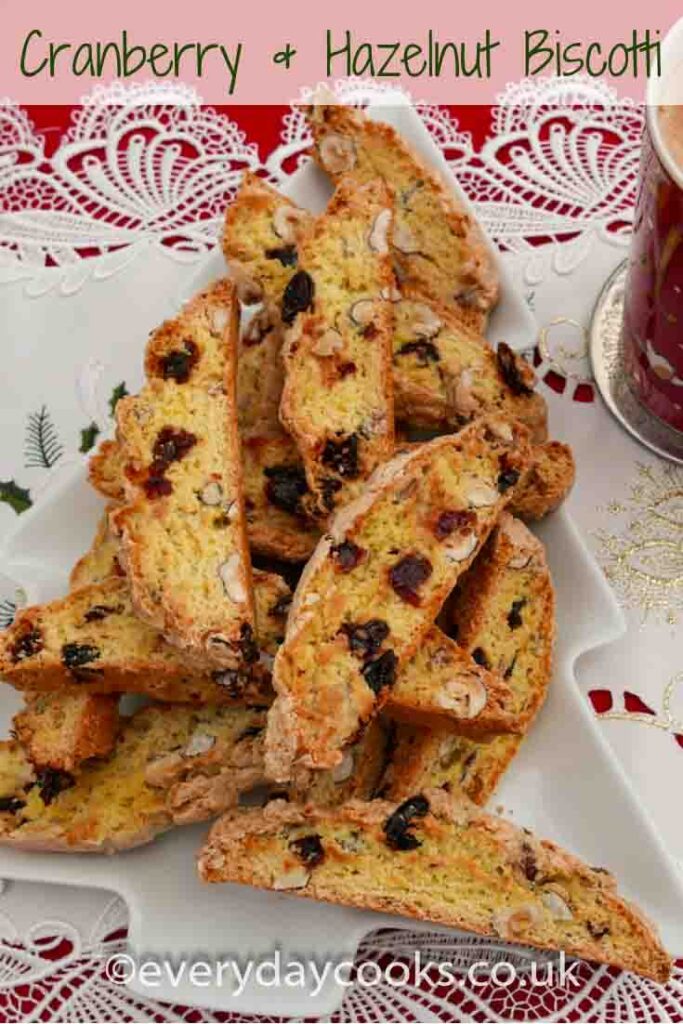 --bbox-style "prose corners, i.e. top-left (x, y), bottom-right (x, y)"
top-left (595, 461), bottom-right (683, 624)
